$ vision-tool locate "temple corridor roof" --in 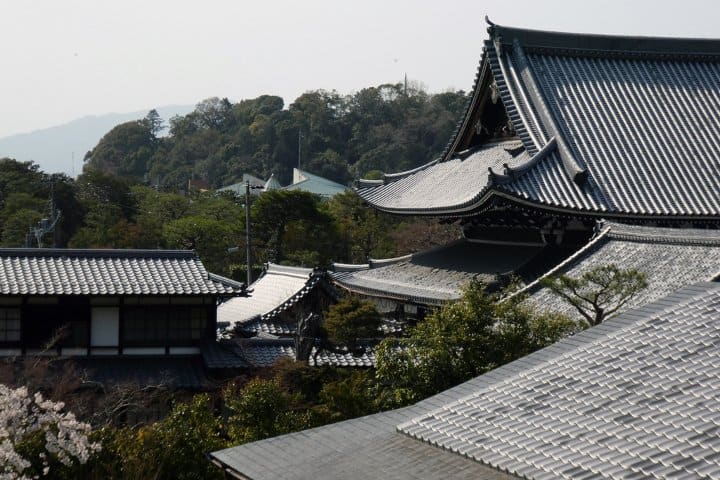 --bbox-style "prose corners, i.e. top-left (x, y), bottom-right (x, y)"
top-left (331, 238), bottom-right (570, 306)
top-left (525, 222), bottom-right (720, 321)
